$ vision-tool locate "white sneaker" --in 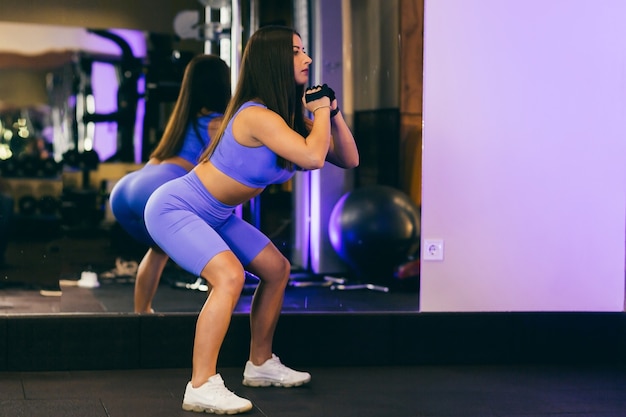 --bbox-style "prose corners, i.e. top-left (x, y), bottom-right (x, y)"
top-left (77, 271), bottom-right (100, 288)
top-left (182, 374), bottom-right (252, 414)
top-left (242, 354), bottom-right (311, 387)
